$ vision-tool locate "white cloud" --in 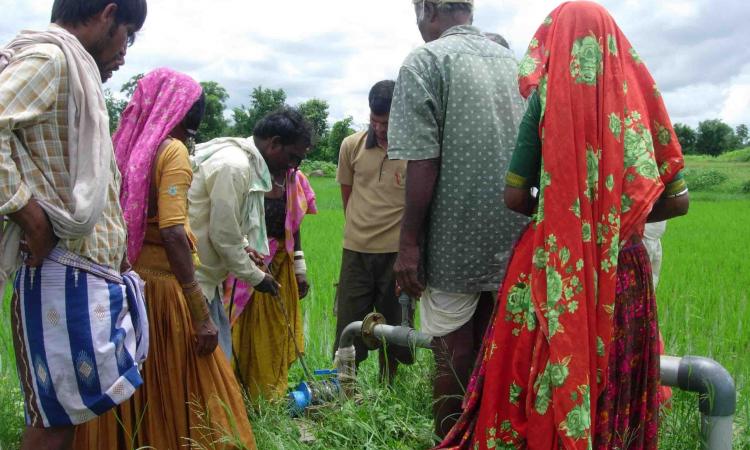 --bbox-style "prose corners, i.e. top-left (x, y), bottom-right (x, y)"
top-left (662, 83), bottom-right (726, 125)
top-left (719, 64), bottom-right (750, 126)
top-left (1, 0), bottom-right (748, 128)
